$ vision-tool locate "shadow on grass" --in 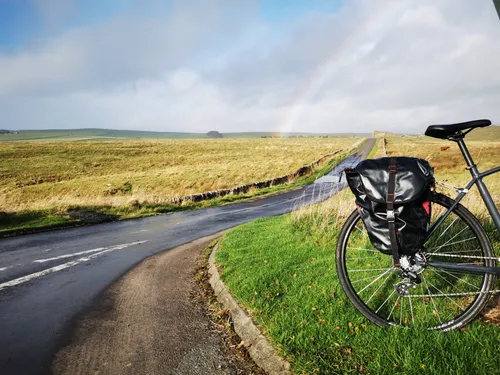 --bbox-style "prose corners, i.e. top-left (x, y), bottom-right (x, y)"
top-left (65, 207), bottom-right (120, 223)
top-left (0, 207), bottom-right (120, 238)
